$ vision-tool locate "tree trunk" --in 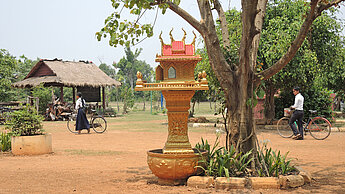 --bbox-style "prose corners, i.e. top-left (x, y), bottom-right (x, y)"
top-left (214, 90), bottom-right (217, 111)
top-left (116, 87), bottom-right (120, 112)
top-left (143, 98), bottom-right (146, 111)
top-left (195, 0), bottom-right (260, 154)
top-left (189, 101), bottom-right (196, 118)
top-left (123, 98), bottom-right (127, 114)
top-left (226, 74), bottom-right (256, 154)
top-left (264, 82), bottom-right (276, 124)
